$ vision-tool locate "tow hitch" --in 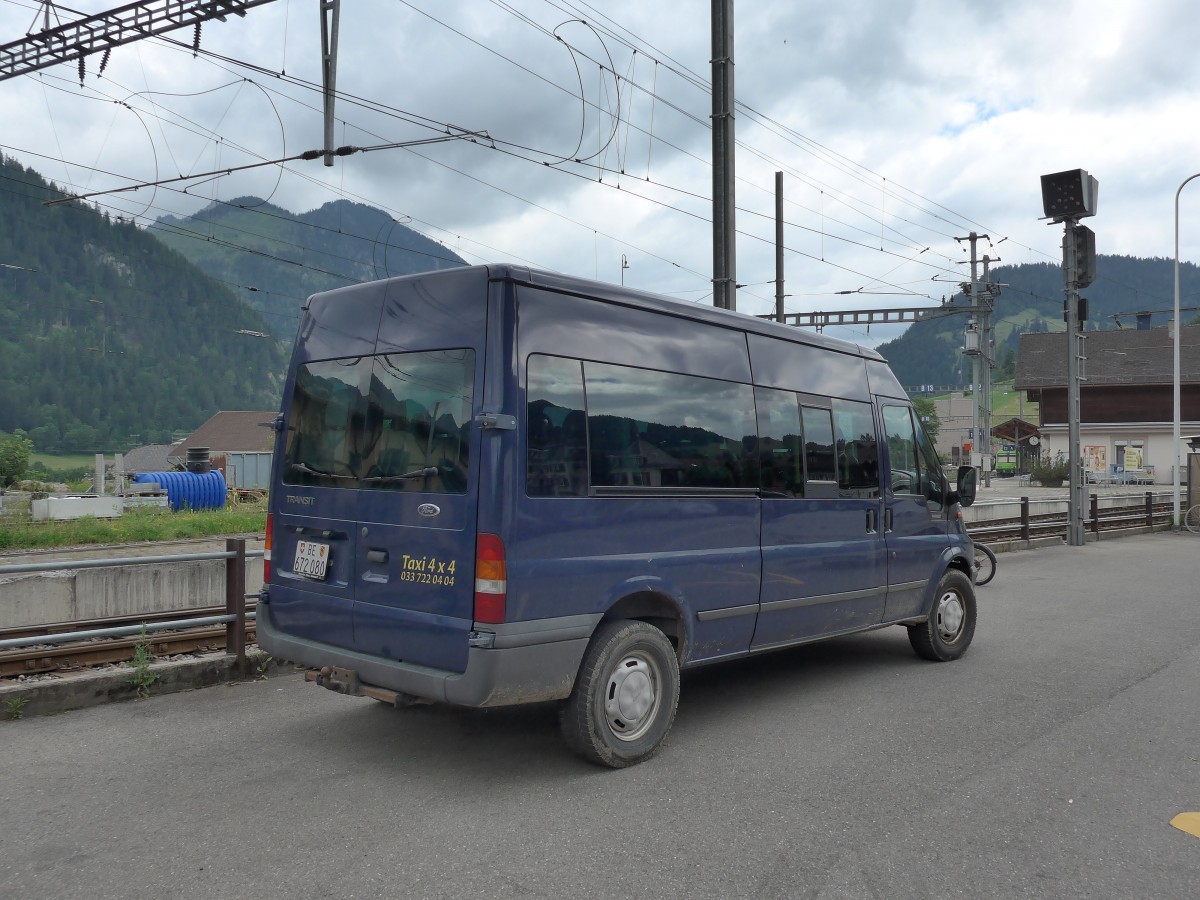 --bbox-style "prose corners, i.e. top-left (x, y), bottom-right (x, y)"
top-left (304, 666), bottom-right (425, 707)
